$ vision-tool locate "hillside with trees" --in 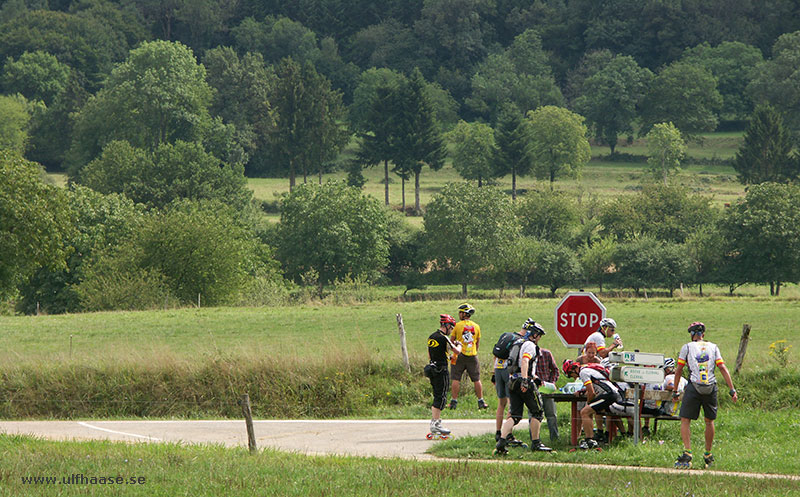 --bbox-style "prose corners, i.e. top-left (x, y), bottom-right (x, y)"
top-left (3, 0), bottom-right (800, 313)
